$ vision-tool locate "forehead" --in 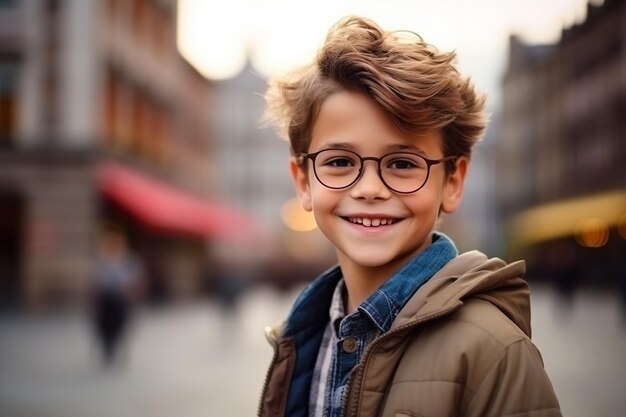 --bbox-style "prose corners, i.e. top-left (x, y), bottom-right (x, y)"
top-left (309, 90), bottom-right (443, 154)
